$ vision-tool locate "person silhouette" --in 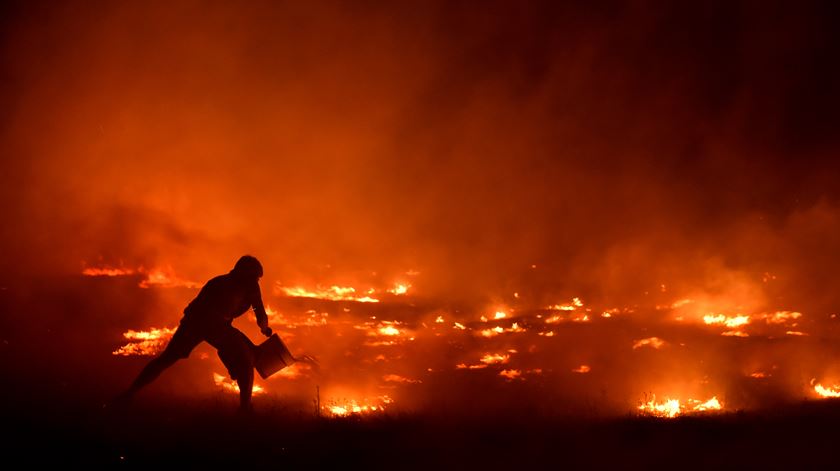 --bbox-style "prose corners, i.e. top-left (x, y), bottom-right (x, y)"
top-left (116, 255), bottom-right (272, 412)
